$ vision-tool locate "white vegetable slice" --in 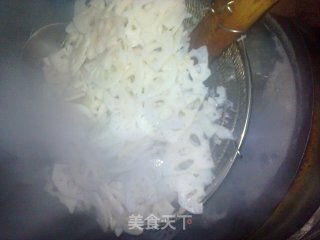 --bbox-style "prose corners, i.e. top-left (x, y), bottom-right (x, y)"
top-left (44, 0), bottom-right (233, 236)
